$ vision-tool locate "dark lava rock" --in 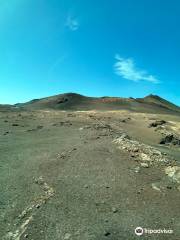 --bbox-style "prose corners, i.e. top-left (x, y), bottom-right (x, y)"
top-left (121, 117), bottom-right (131, 123)
top-left (12, 123), bottom-right (19, 126)
top-left (60, 121), bottom-right (72, 126)
top-left (160, 134), bottom-right (180, 145)
top-left (104, 232), bottom-right (111, 237)
top-left (149, 120), bottom-right (166, 128)
top-left (3, 131), bottom-right (10, 135)
top-left (53, 121), bottom-right (72, 127)
top-left (37, 125), bottom-right (43, 129)
top-left (112, 207), bottom-right (118, 213)
top-left (67, 113), bottom-right (76, 117)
